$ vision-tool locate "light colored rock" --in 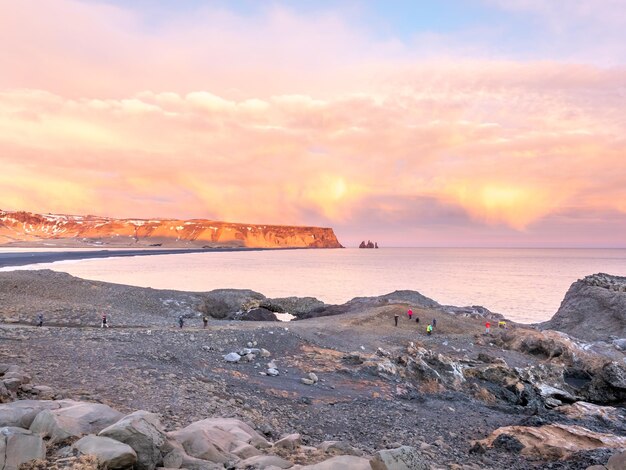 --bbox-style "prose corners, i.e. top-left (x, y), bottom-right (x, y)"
top-left (317, 441), bottom-right (362, 456)
top-left (370, 446), bottom-right (428, 470)
top-left (308, 373), bottom-right (318, 383)
top-left (0, 426), bottom-right (46, 470)
top-left (478, 424), bottom-right (626, 460)
top-left (161, 438), bottom-right (224, 469)
top-left (301, 378), bottom-right (315, 385)
top-left (376, 360), bottom-right (397, 376)
top-left (236, 454), bottom-right (293, 469)
top-left (298, 455), bottom-right (371, 469)
top-left (224, 353), bottom-right (242, 363)
top-left (260, 349), bottom-right (271, 358)
top-left (536, 384), bottom-right (576, 402)
top-left (2, 380), bottom-right (21, 393)
top-left (556, 402), bottom-right (623, 423)
top-left (0, 399), bottom-right (73, 428)
top-left (274, 433), bottom-right (301, 451)
top-left (99, 410), bottom-right (168, 470)
top-left (30, 401), bottom-right (123, 443)
top-left (267, 368), bottom-right (280, 377)
top-left (607, 450), bottom-right (626, 470)
top-left (168, 417), bottom-right (270, 464)
top-left (31, 385), bottom-right (55, 400)
top-left (74, 434), bottom-right (137, 469)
